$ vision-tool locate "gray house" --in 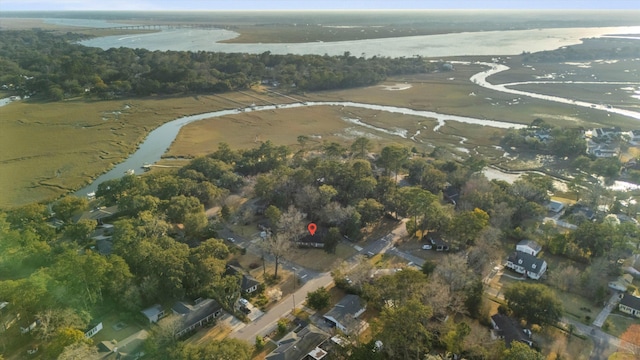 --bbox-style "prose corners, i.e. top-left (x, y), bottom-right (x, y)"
top-left (171, 298), bottom-right (223, 338)
top-left (141, 304), bottom-right (164, 324)
top-left (506, 251), bottom-right (547, 280)
top-left (323, 295), bottom-right (366, 335)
